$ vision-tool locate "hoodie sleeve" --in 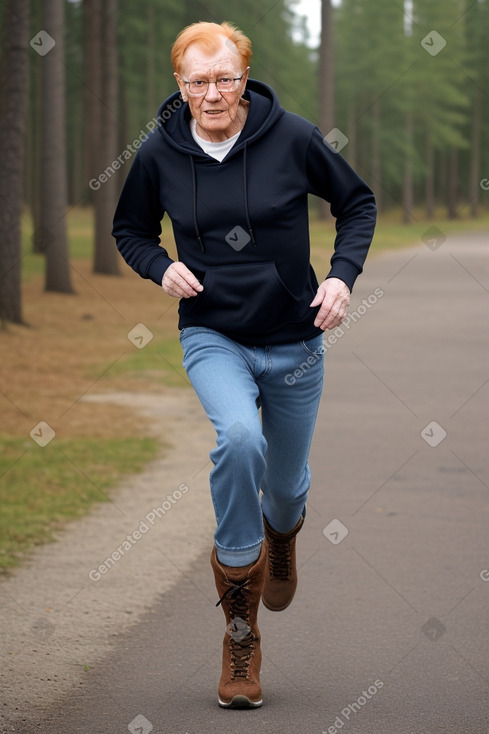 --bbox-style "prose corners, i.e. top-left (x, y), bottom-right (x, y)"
top-left (306, 127), bottom-right (377, 291)
top-left (112, 149), bottom-right (174, 286)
